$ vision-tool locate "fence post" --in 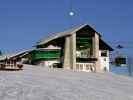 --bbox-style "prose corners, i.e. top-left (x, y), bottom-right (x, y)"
top-left (127, 57), bottom-right (133, 76)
